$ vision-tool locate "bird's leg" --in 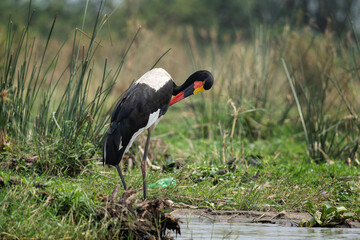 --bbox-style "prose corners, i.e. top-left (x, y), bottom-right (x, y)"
top-left (142, 129), bottom-right (152, 200)
top-left (115, 164), bottom-right (127, 190)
